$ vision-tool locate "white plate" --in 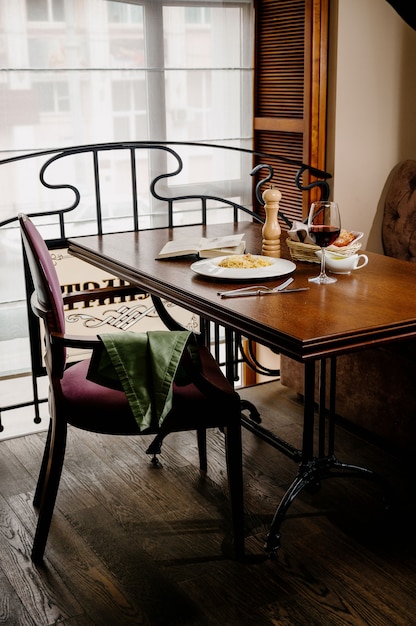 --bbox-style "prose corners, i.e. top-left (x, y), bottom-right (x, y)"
top-left (191, 255), bottom-right (296, 281)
